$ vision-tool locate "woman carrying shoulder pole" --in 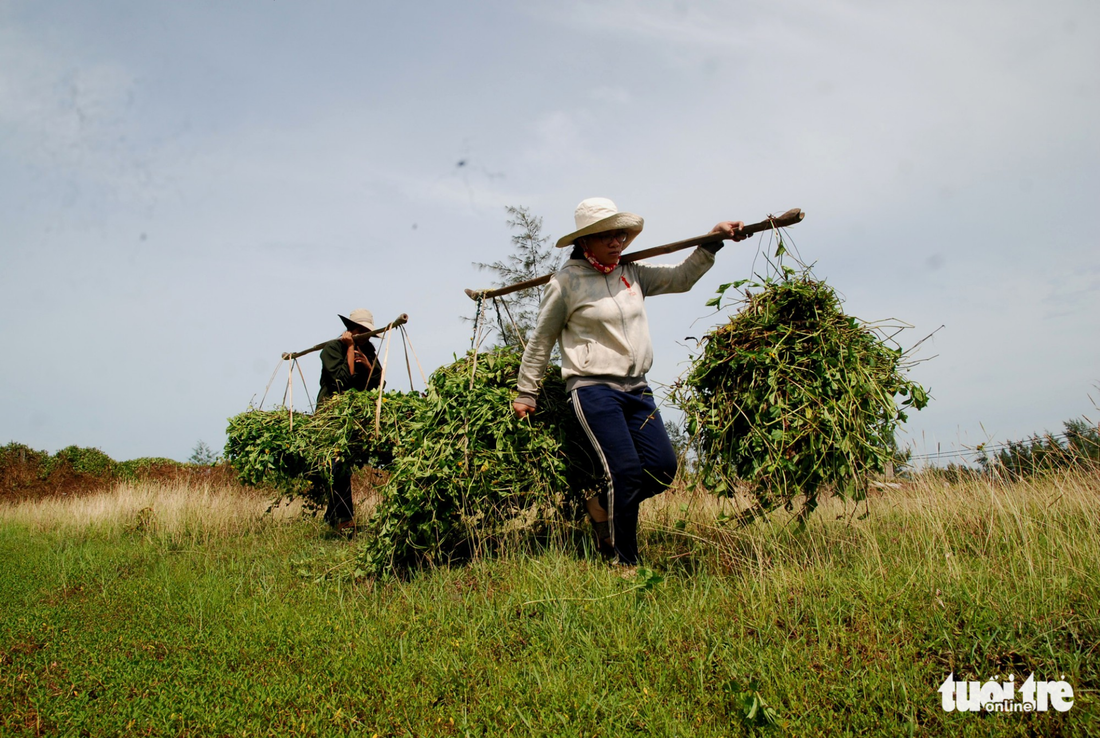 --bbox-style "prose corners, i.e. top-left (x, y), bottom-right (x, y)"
top-left (513, 198), bottom-right (747, 568)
